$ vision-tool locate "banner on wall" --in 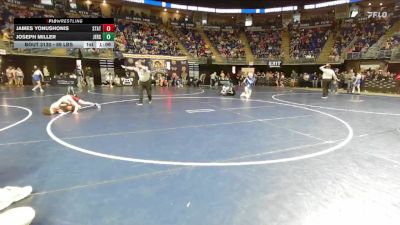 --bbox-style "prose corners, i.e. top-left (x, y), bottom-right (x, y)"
top-left (124, 57), bottom-right (188, 84)
top-left (188, 62), bottom-right (199, 78)
top-left (6, 0), bottom-right (22, 5)
top-left (171, 22), bottom-right (195, 27)
top-left (299, 20), bottom-right (332, 28)
top-left (100, 59), bottom-right (114, 84)
top-left (124, 16), bottom-right (152, 23)
top-left (360, 64), bottom-right (381, 70)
